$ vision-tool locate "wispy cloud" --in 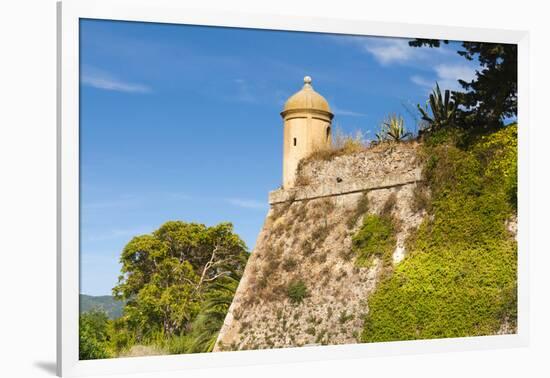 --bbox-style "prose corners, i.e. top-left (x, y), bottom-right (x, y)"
top-left (331, 104), bottom-right (366, 117)
top-left (410, 75), bottom-right (434, 88)
top-left (410, 64), bottom-right (477, 91)
top-left (333, 35), bottom-right (453, 67)
top-left (226, 198), bottom-right (267, 210)
top-left (435, 64), bottom-right (477, 89)
top-left (231, 78), bottom-right (257, 103)
top-left (362, 37), bottom-right (419, 65)
top-left (85, 227), bottom-right (151, 242)
top-left (81, 66), bottom-right (152, 94)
